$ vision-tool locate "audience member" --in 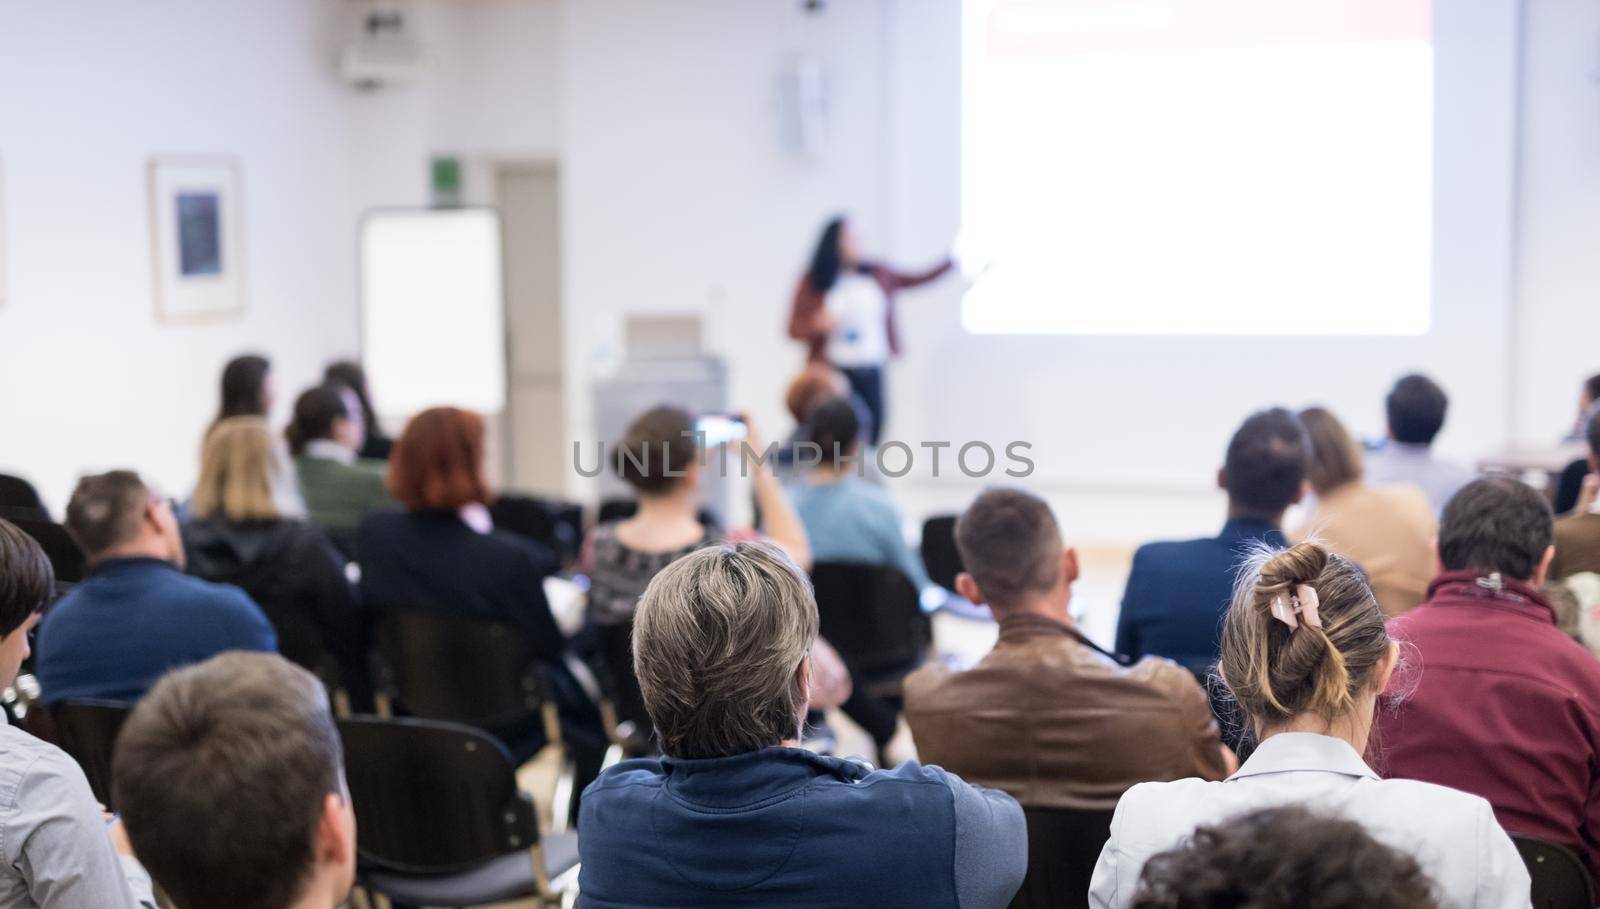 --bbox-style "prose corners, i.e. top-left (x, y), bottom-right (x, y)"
top-left (324, 359), bottom-right (392, 460)
top-left (905, 488), bottom-right (1231, 814)
top-left (1129, 806), bottom-right (1438, 909)
top-left (786, 397), bottom-right (931, 591)
top-left (0, 519), bottom-right (156, 907)
top-left (286, 382), bottom-right (393, 553)
top-left (1089, 541), bottom-right (1528, 908)
top-left (1375, 477), bottom-right (1600, 883)
top-left (36, 471), bottom-right (275, 704)
top-left (1292, 407), bottom-right (1436, 616)
top-left (1564, 372), bottom-right (1600, 443)
top-left (213, 353), bottom-right (273, 427)
top-left (113, 653), bottom-right (355, 909)
top-left (777, 364), bottom-right (877, 477)
top-left (1117, 408), bottom-right (1307, 673)
top-left (1364, 374), bottom-right (1473, 515)
top-left (1551, 408), bottom-right (1600, 579)
top-left (581, 405), bottom-right (850, 751)
top-left (579, 542), bottom-right (1027, 908)
top-left (184, 417), bottom-right (369, 708)
top-left (1554, 373), bottom-right (1600, 512)
top-left (358, 407), bottom-right (599, 765)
